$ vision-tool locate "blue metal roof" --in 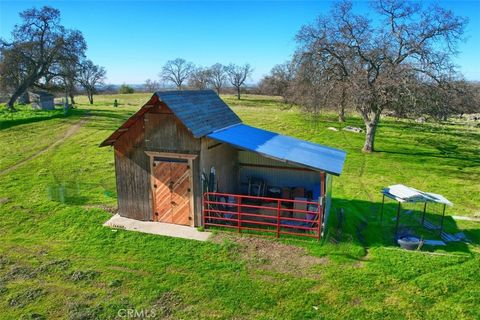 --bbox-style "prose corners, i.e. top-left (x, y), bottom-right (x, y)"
top-left (156, 90), bottom-right (242, 138)
top-left (207, 124), bottom-right (347, 175)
